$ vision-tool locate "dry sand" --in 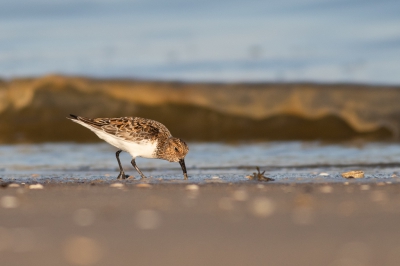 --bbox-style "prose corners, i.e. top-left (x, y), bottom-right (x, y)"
top-left (1, 181), bottom-right (400, 266)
